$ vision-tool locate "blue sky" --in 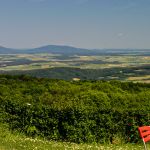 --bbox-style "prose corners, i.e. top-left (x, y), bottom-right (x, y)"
top-left (0, 0), bottom-right (150, 49)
